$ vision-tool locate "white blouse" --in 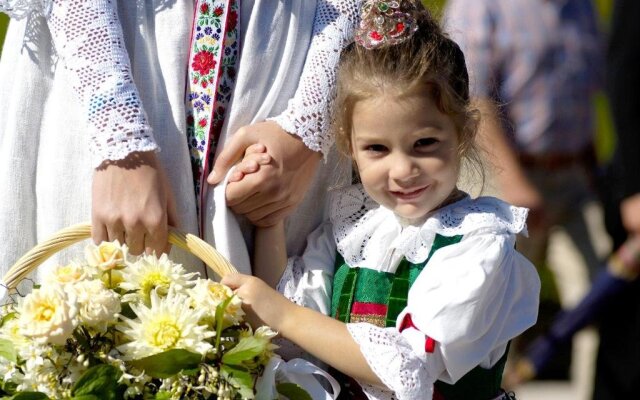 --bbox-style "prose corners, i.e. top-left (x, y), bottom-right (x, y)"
top-left (0, 0), bottom-right (359, 165)
top-left (278, 185), bottom-right (540, 400)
